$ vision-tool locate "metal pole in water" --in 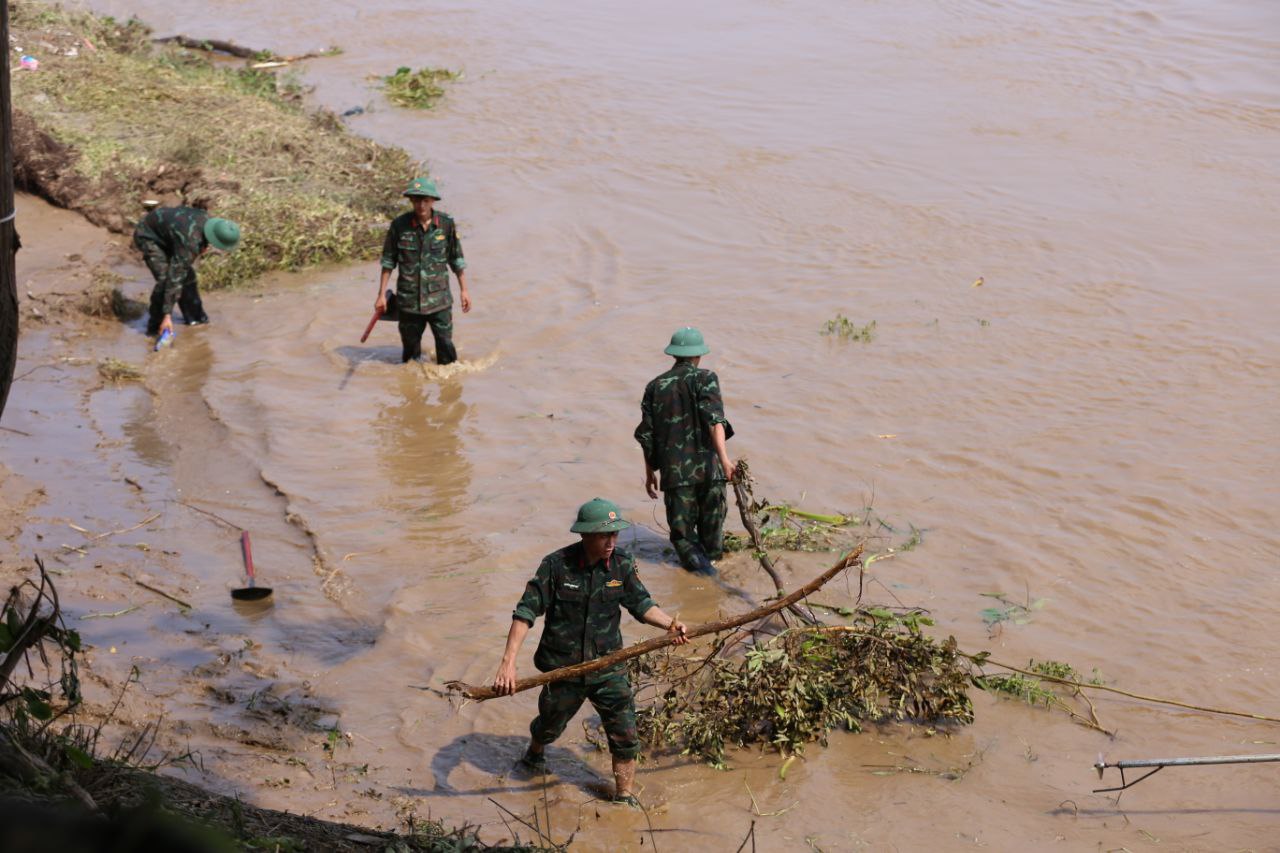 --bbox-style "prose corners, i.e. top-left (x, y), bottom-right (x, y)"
top-left (1093, 753), bottom-right (1280, 793)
